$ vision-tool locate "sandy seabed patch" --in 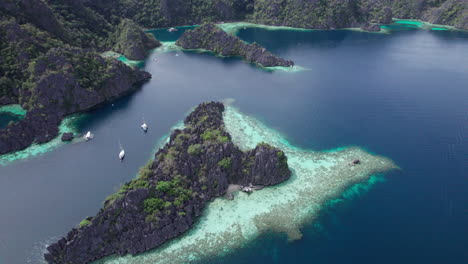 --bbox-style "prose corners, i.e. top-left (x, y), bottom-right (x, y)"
top-left (95, 103), bottom-right (398, 264)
